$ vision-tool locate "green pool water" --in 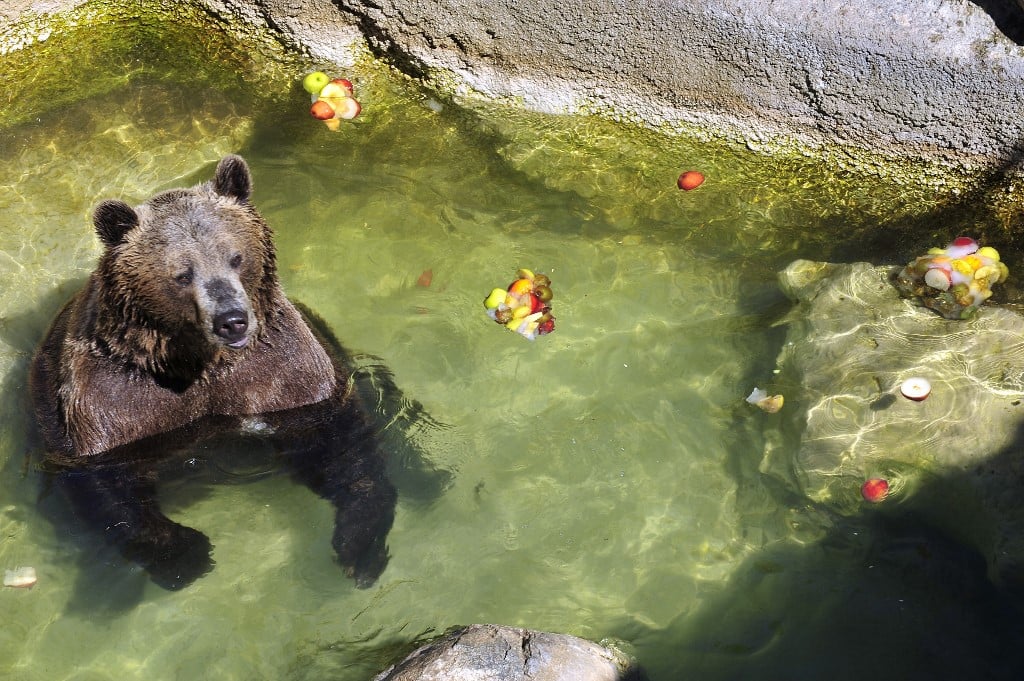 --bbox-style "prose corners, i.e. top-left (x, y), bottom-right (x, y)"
top-left (2, 9), bottom-right (1024, 681)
